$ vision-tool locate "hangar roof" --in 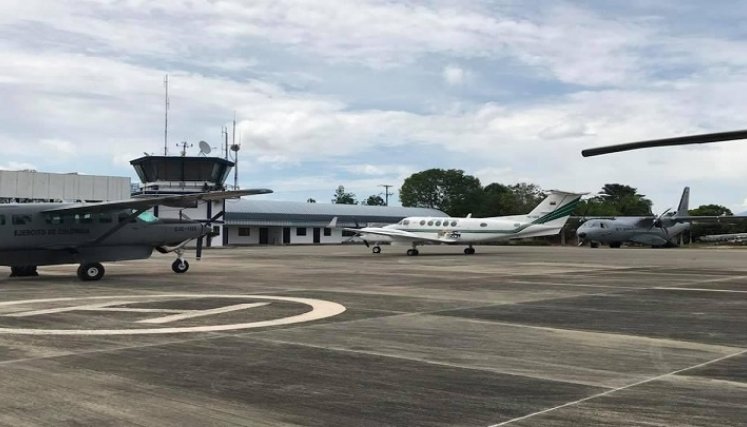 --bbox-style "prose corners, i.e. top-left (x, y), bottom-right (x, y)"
top-left (224, 199), bottom-right (447, 227)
